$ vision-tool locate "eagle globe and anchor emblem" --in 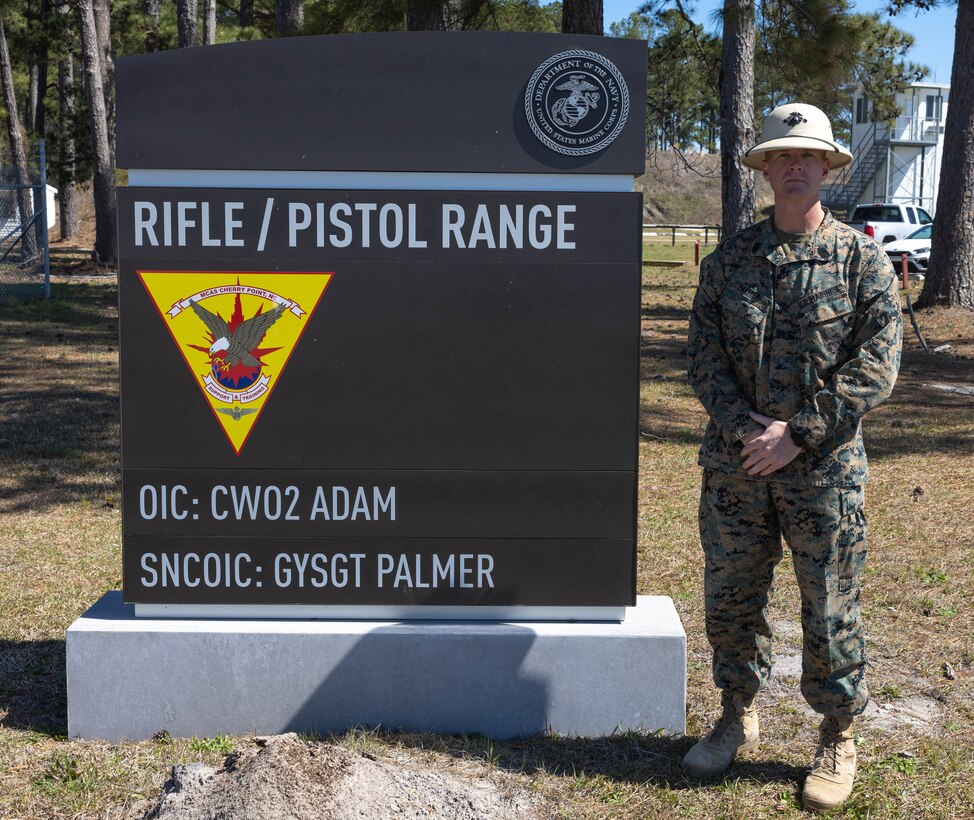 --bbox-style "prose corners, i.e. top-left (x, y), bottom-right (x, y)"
top-left (550, 74), bottom-right (601, 129)
top-left (525, 49), bottom-right (629, 157)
